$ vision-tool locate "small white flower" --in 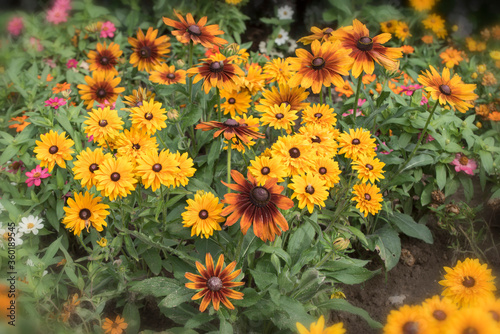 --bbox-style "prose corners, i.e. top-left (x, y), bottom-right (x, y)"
top-left (277, 5), bottom-right (294, 20)
top-left (19, 215), bottom-right (44, 235)
top-left (26, 259), bottom-right (34, 267)
top-left (275, 29), bottom-right (289, 46)
top-left (288, 39), bottom-right (298, 53)
top-left (0, 224), bottom-right (23, 247)
top-left (42, 270), bottom-right (48, 277)
top-left (79, 61), bottom-right (90, 71)
top-left (259, 41), bottom-right (267, 54)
